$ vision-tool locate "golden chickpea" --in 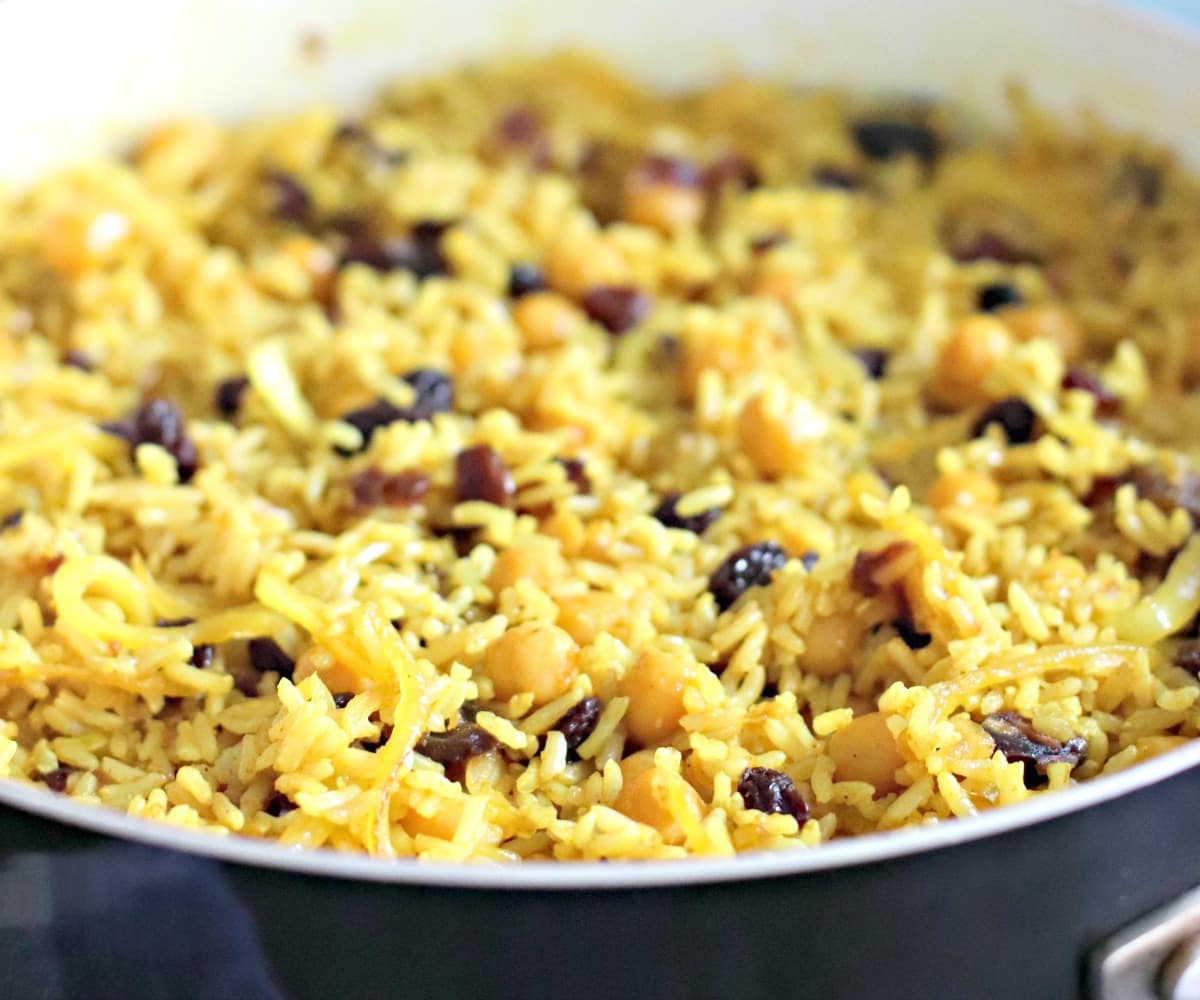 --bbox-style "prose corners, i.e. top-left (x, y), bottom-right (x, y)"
top-left (624, 182), bottom-right (704, 233)
top-left (512, 292), bottom-right (578, 349)
top-left (40, 208), bottom-right (130, 278)
top-left (1005, 305), bottom-right (1083, 362)
top-left (679, 318), bottom-right (777, 402)
top-left (543, 235), bottom-right (629, 299)
top-left (614, 760), bottom-right (703, 844)
top-left (556, 590), bottom-right (626, 645)
top-left (450, 320), bottom-right (519, 371)
top-left (481, 622), bottom-right (578, 705)
top-left (798, 610), bottom-right (866, 677)
top-left (621, 645), bottom-right (699, 746)
top-left (927, 470), bottom-right (1001, 511)
top-left (752, 270), bottom-right (805, 302)
top-left (488, 544), bottom-right (568, 594)
top-left (828, 712), bottom-right (905, 794)
top-left (931, 315), bottom-right (1013, 408)
top-left (540, 509), bottom-right (586, 555)
top-left (737, 392), bottom-right (823, 479)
